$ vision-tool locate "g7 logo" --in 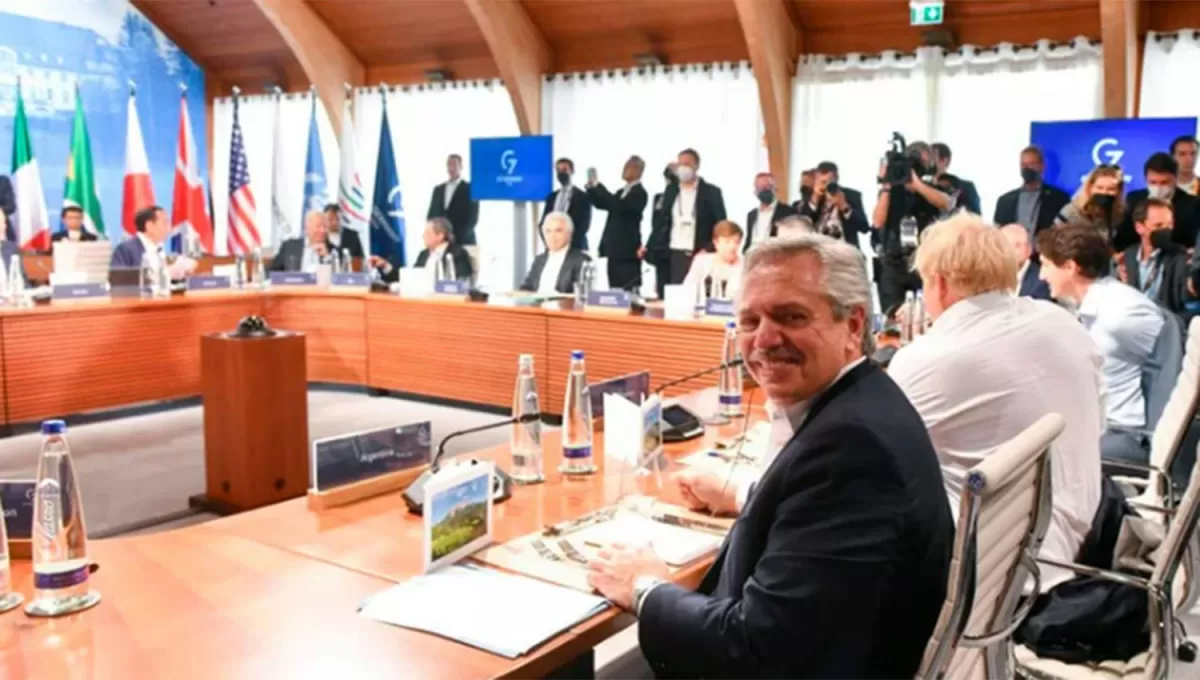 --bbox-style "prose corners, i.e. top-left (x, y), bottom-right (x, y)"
top-left (1092, 138), bottom-right (1124, 166)
top-left (500, 150), bottom-right (518, 175)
